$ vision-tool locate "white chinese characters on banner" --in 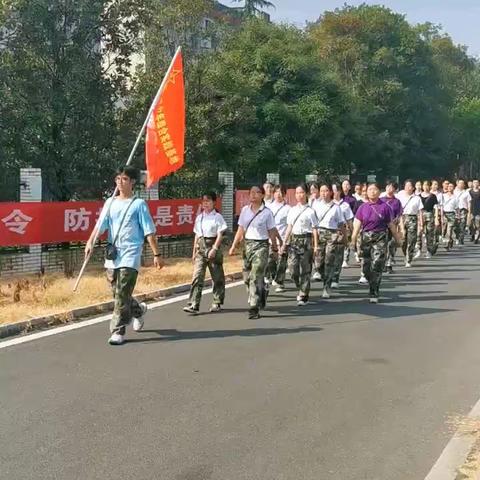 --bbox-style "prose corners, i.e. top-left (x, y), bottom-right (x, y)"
top-left (64, 208), bottom-right (92, 232)
top-left (153, 206), bottom-right (174, 227)
top-left (1, 209), bottom-right (33, 235)
top-left (176, 205), bottom-right (194, 225)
